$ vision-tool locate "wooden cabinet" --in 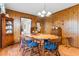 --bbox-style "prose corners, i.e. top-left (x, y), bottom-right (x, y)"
top-left (0, 14), bottom-right (14, 48)
top-left (0, 14), bottom-right (2, 48)
top-left (51, 26), bottom-right (62, 37)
